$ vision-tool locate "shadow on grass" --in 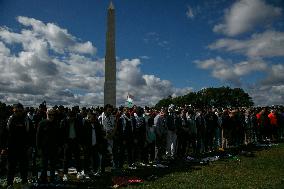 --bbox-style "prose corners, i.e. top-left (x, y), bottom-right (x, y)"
top-left (1, 141), bottom-right (283, 189)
